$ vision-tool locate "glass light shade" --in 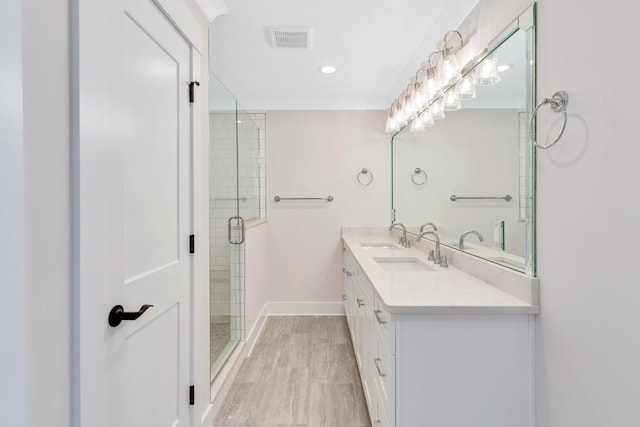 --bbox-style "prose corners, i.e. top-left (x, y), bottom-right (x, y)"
top-left (422, 69), bottom-right (443, 102)
top-left (412, 83), bottom-right (426, 111)
top-left (395, 104), bottom-right (408, 127)
top-left (385, 114), bottom-right (399, 133)
top-left (458, 76), bottom-right (476, 100)
top-left (439, 52), bottom-right (460, 87)
top-left (443, 90), bottom-right (461, 111)
top-left (404, 93), bottom-right (417, 117)
top-left (410, 115), bottom-right (426, 133)
top-left (430, 99), bottom-right (445, 120)
top-left (421, 110), bottom-right (435, 127)
top-left (474, 55), bottom-right (501, 86)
